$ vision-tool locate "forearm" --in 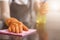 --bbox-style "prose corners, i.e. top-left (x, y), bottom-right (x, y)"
top-left (1, 1), bottom-right (11, 21)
